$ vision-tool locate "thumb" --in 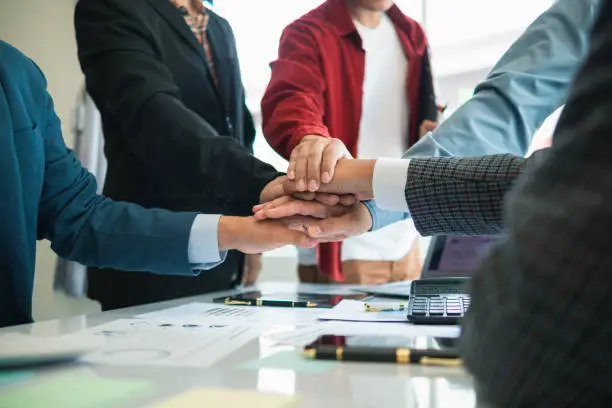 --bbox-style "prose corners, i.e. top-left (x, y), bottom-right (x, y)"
top-left (305, 214), bottom-right (352, 238)
top-left (289, 230), bottom-right (318, 248)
